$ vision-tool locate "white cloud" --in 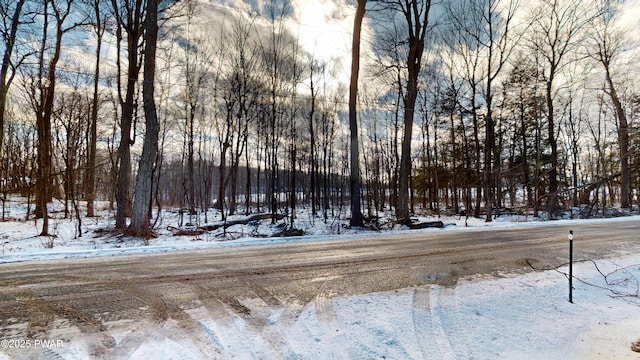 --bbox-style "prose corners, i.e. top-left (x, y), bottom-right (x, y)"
top-left (287, 0), bottom-right (358, 82)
